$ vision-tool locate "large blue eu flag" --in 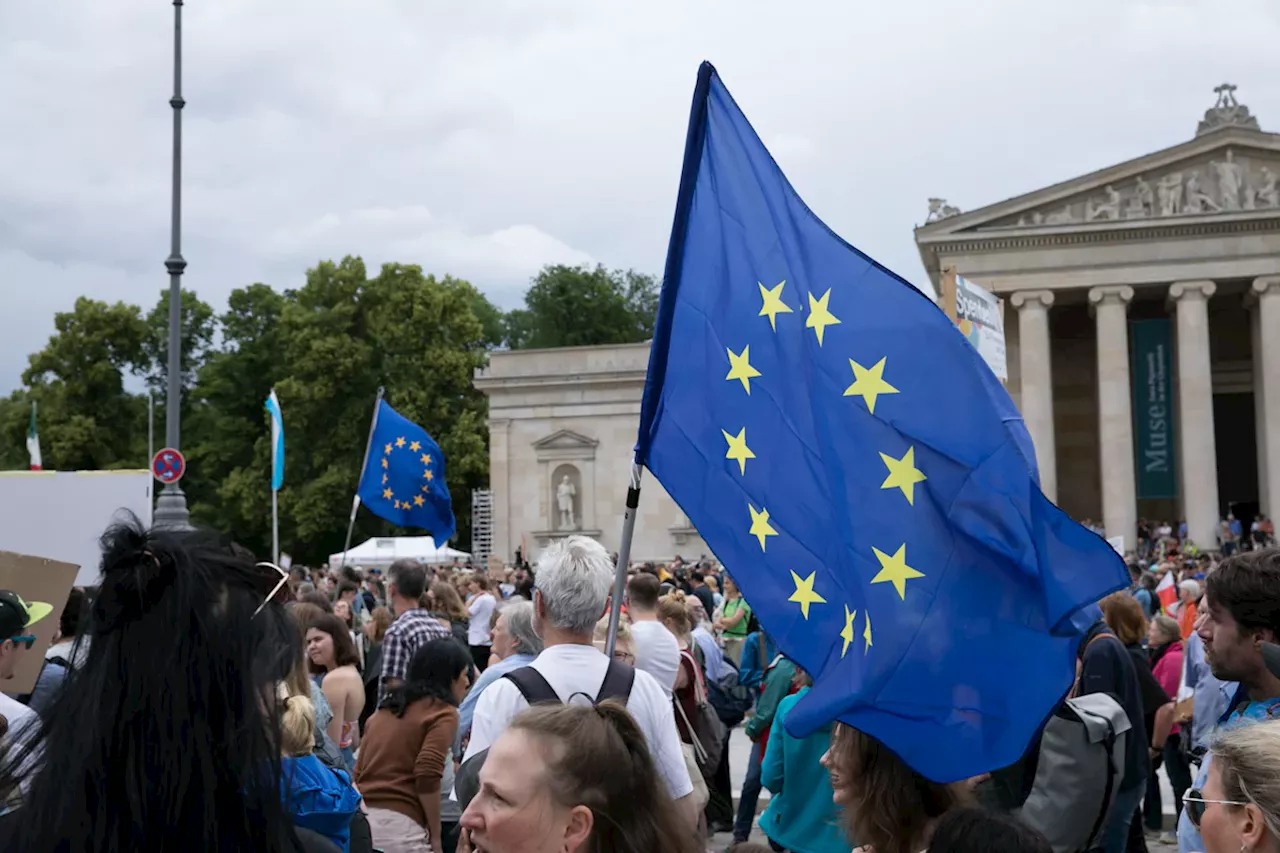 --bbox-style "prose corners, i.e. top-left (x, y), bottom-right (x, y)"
top-left (636, 63), bottom-right (1127, 782)
top-left (357, 401), bottom-right (456, 544)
